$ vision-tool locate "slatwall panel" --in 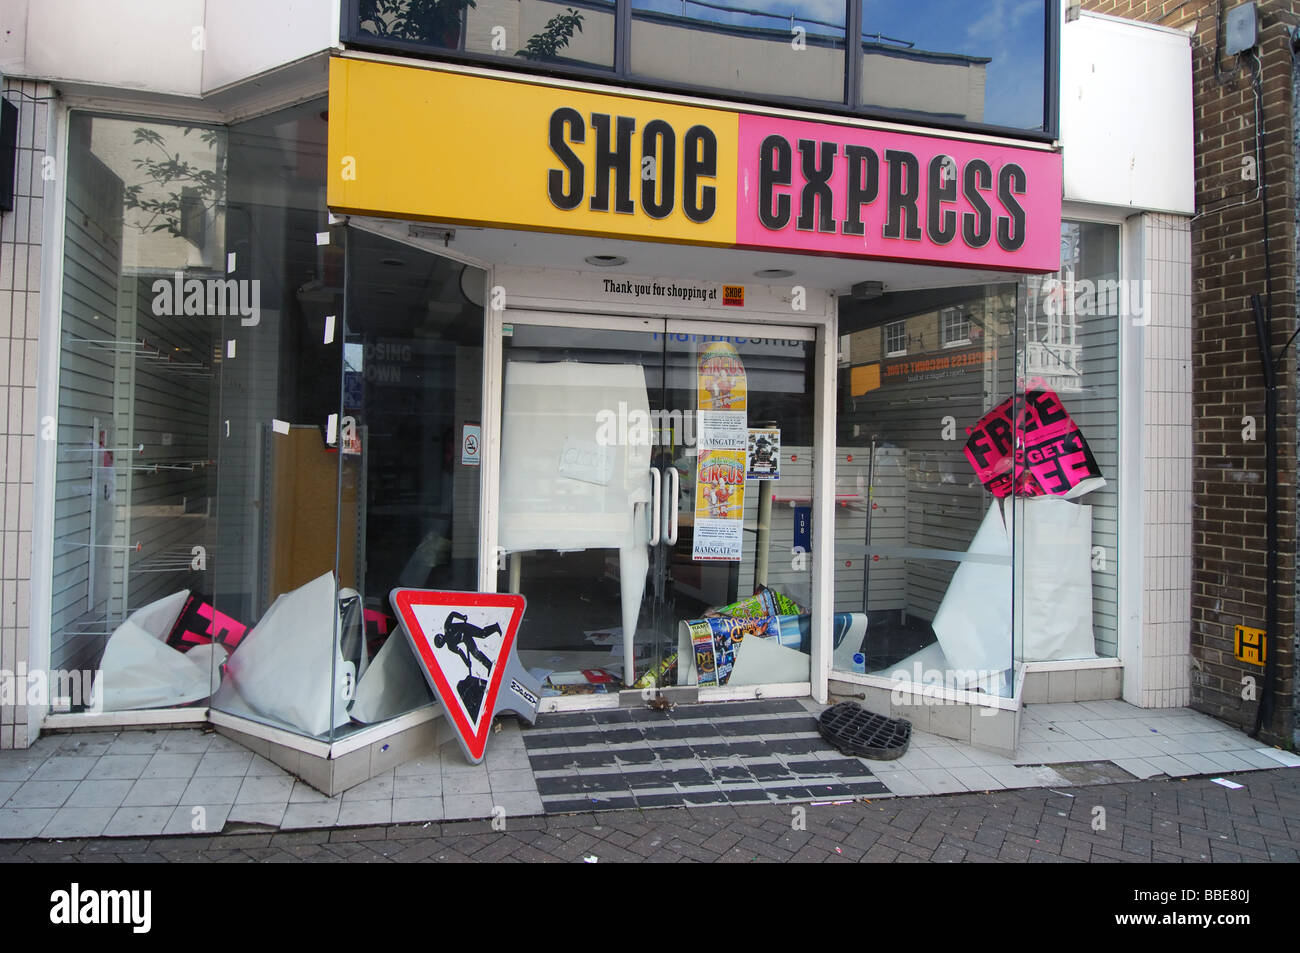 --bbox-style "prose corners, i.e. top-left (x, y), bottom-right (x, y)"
top-left (841, 329), bottom-right (1008, 624)
top-left (52, 149), bottom-right (222, 677)
top-left (1020, 258), bottom-right (1122, 658)
top-left (831, 446), bottom-right (906, 613)
top-left (731, 446), bottom-right (904, 614)
top-left (1061, 296), bottom-right (1119, 659)
top-left (108, 273), bottom-right (134, 622)
top-left (50, 146), bottom-right (123, 673)
top-left (116, 274), bottom-right (217, 614)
